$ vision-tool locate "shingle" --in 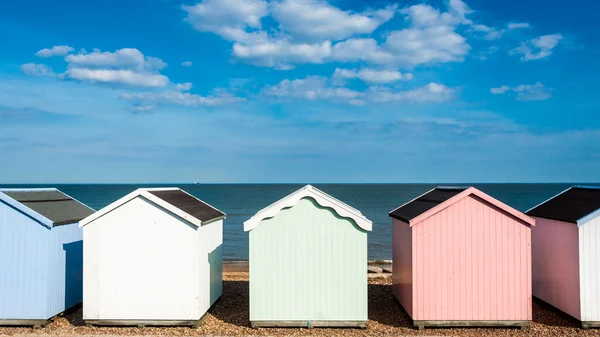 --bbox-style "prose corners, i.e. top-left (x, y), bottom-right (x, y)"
top-left (526, 186), bottom-right (600, 223)
top-left (390, 187), bottom-right (467, 223)
top-left (3, 190), bottom-right (94, 226)
top-left (148, 189), bottom-right (224, 223)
